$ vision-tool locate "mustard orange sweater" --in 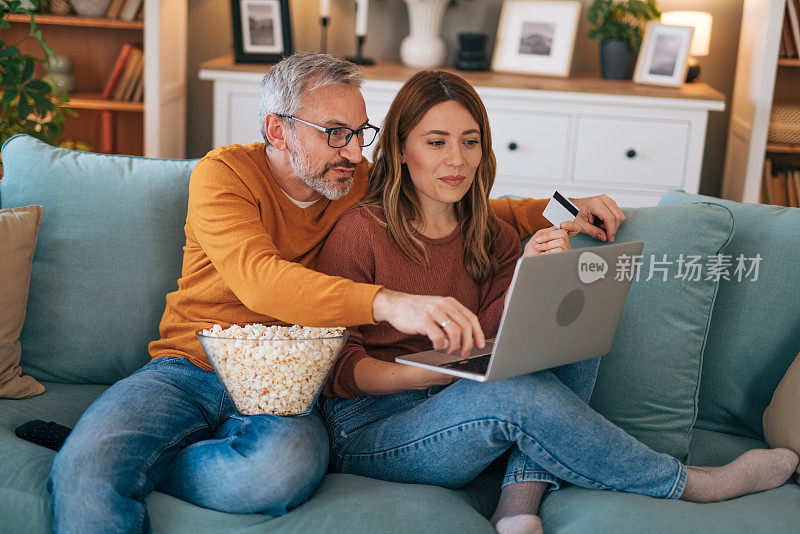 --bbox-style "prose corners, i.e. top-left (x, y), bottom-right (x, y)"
top-left (148, 143), bottom-right (550, 370)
